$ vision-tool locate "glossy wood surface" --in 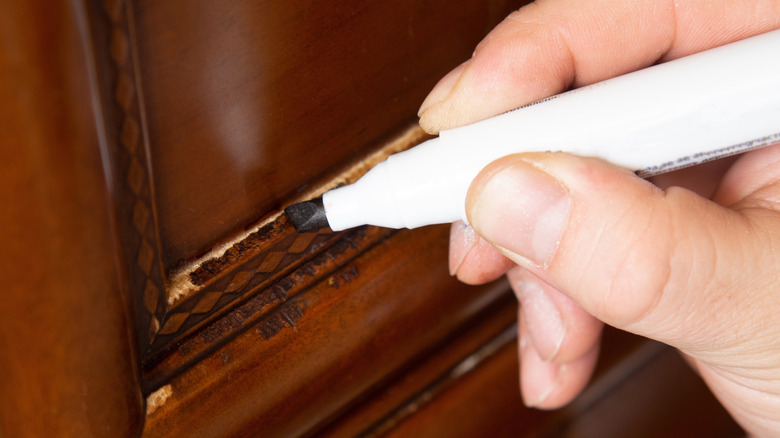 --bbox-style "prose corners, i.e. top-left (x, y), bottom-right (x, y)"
top-left (91, 0), bottom-right (530, 361)
top-left (380, 330), bottom-right (743, 438)
top-left (131, 0), bottom-right (523, 271)
top-left (143, 225), bottom-right (514, 437)
top-left (1, 0), bottom-right (748, 436)
top-left (0, 1), bottom-right (143, 435)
